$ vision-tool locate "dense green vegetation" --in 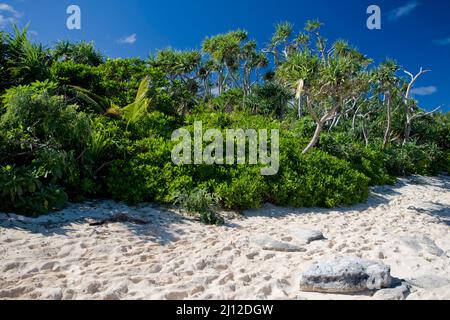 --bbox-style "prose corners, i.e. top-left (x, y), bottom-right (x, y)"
top-left (0, 23), bottom-right (449, 222)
